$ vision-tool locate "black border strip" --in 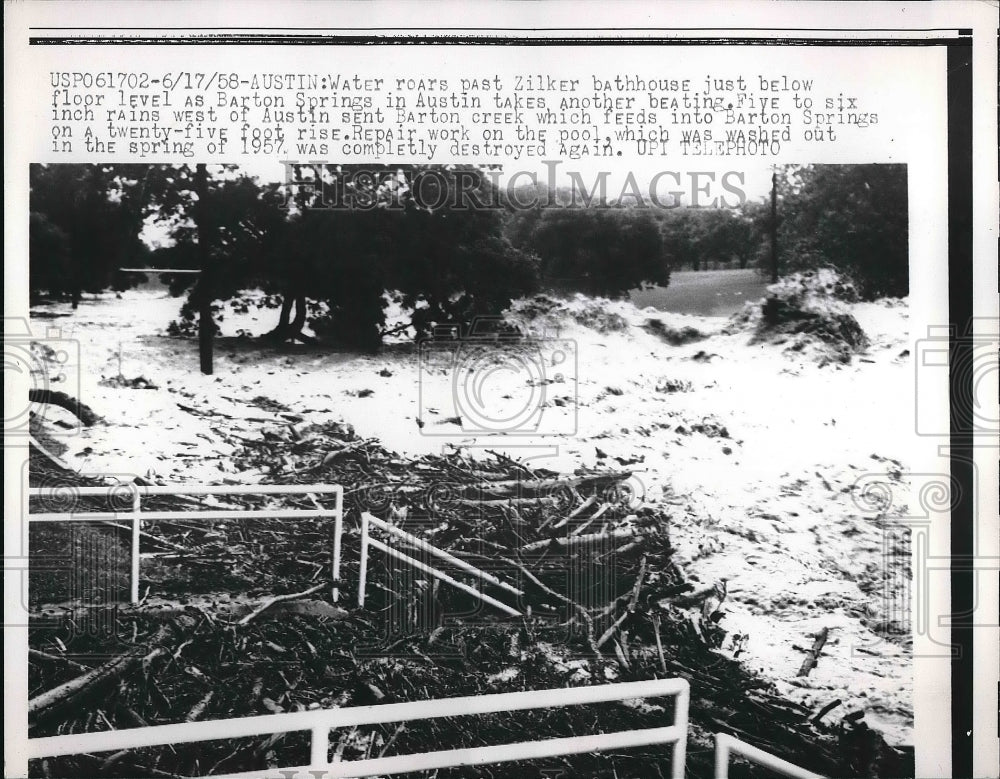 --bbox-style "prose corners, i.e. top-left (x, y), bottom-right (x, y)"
top-left (29, 35), bottom-right (971, 46)
top-left (946, 42), bottom-right (974, 779)
top-left (27, 26), bottom-right (972, 31)
top-left (26, 29), bottom-right (978, 777)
